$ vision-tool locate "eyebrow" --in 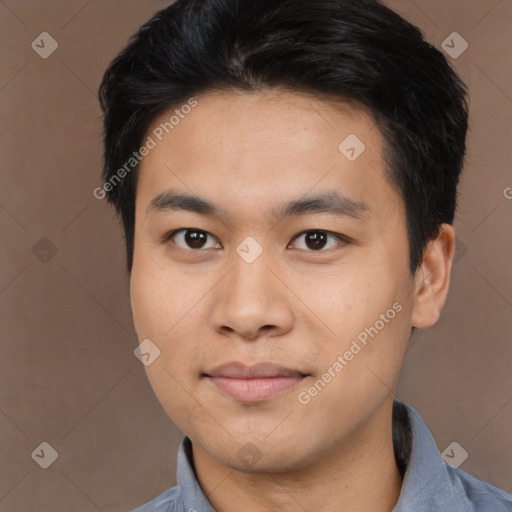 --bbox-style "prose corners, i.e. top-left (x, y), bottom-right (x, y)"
top-left (146, 189), bottom-right (370, 221)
